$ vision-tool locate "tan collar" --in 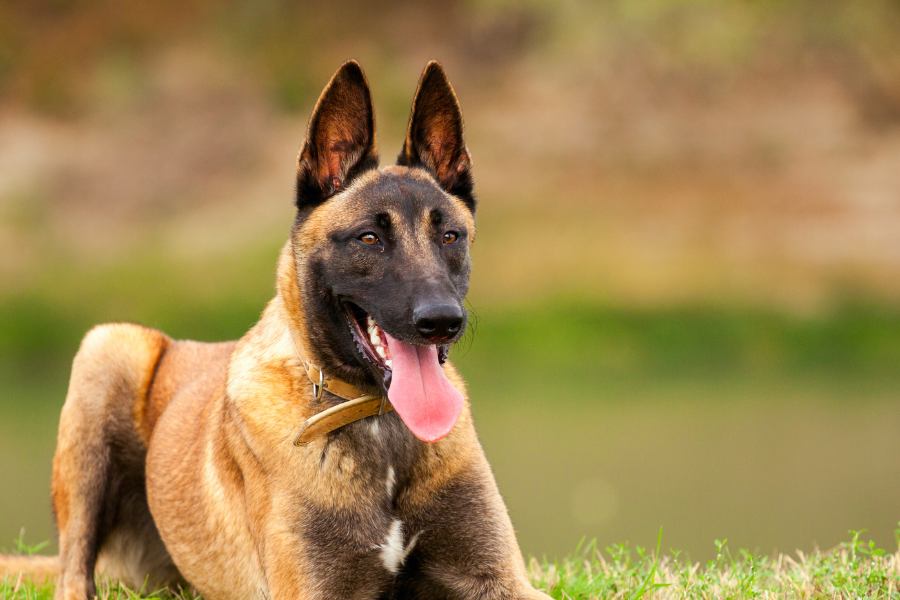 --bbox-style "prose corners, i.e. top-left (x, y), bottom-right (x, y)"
top-left (288, 326), bottom-right (392, 446)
